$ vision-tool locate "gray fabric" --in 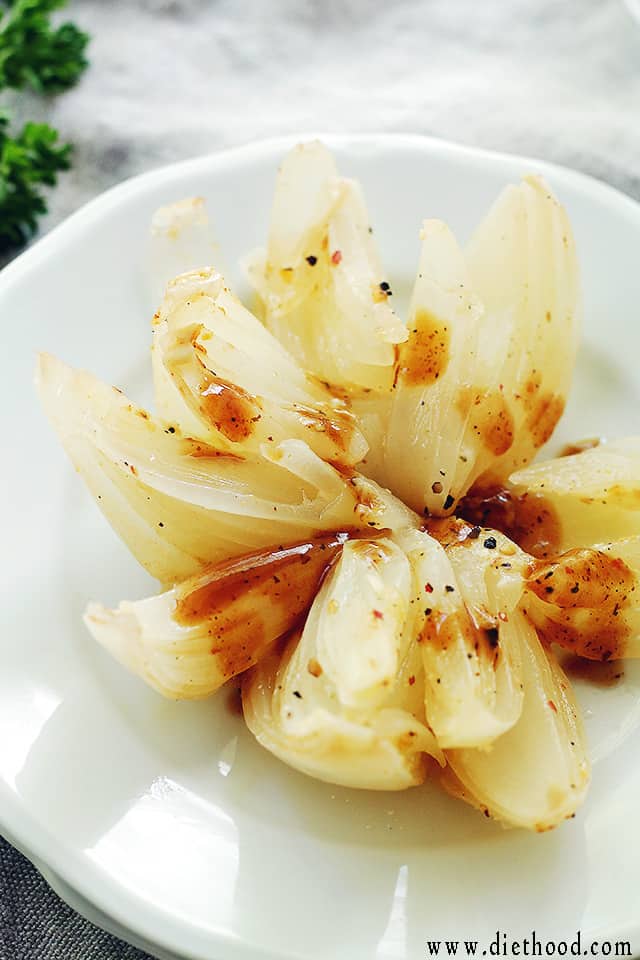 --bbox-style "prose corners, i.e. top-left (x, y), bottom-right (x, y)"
top-left (0, 838), bottom-right (150, 959)
top-left (1, 0), bottom-right (639, 957)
